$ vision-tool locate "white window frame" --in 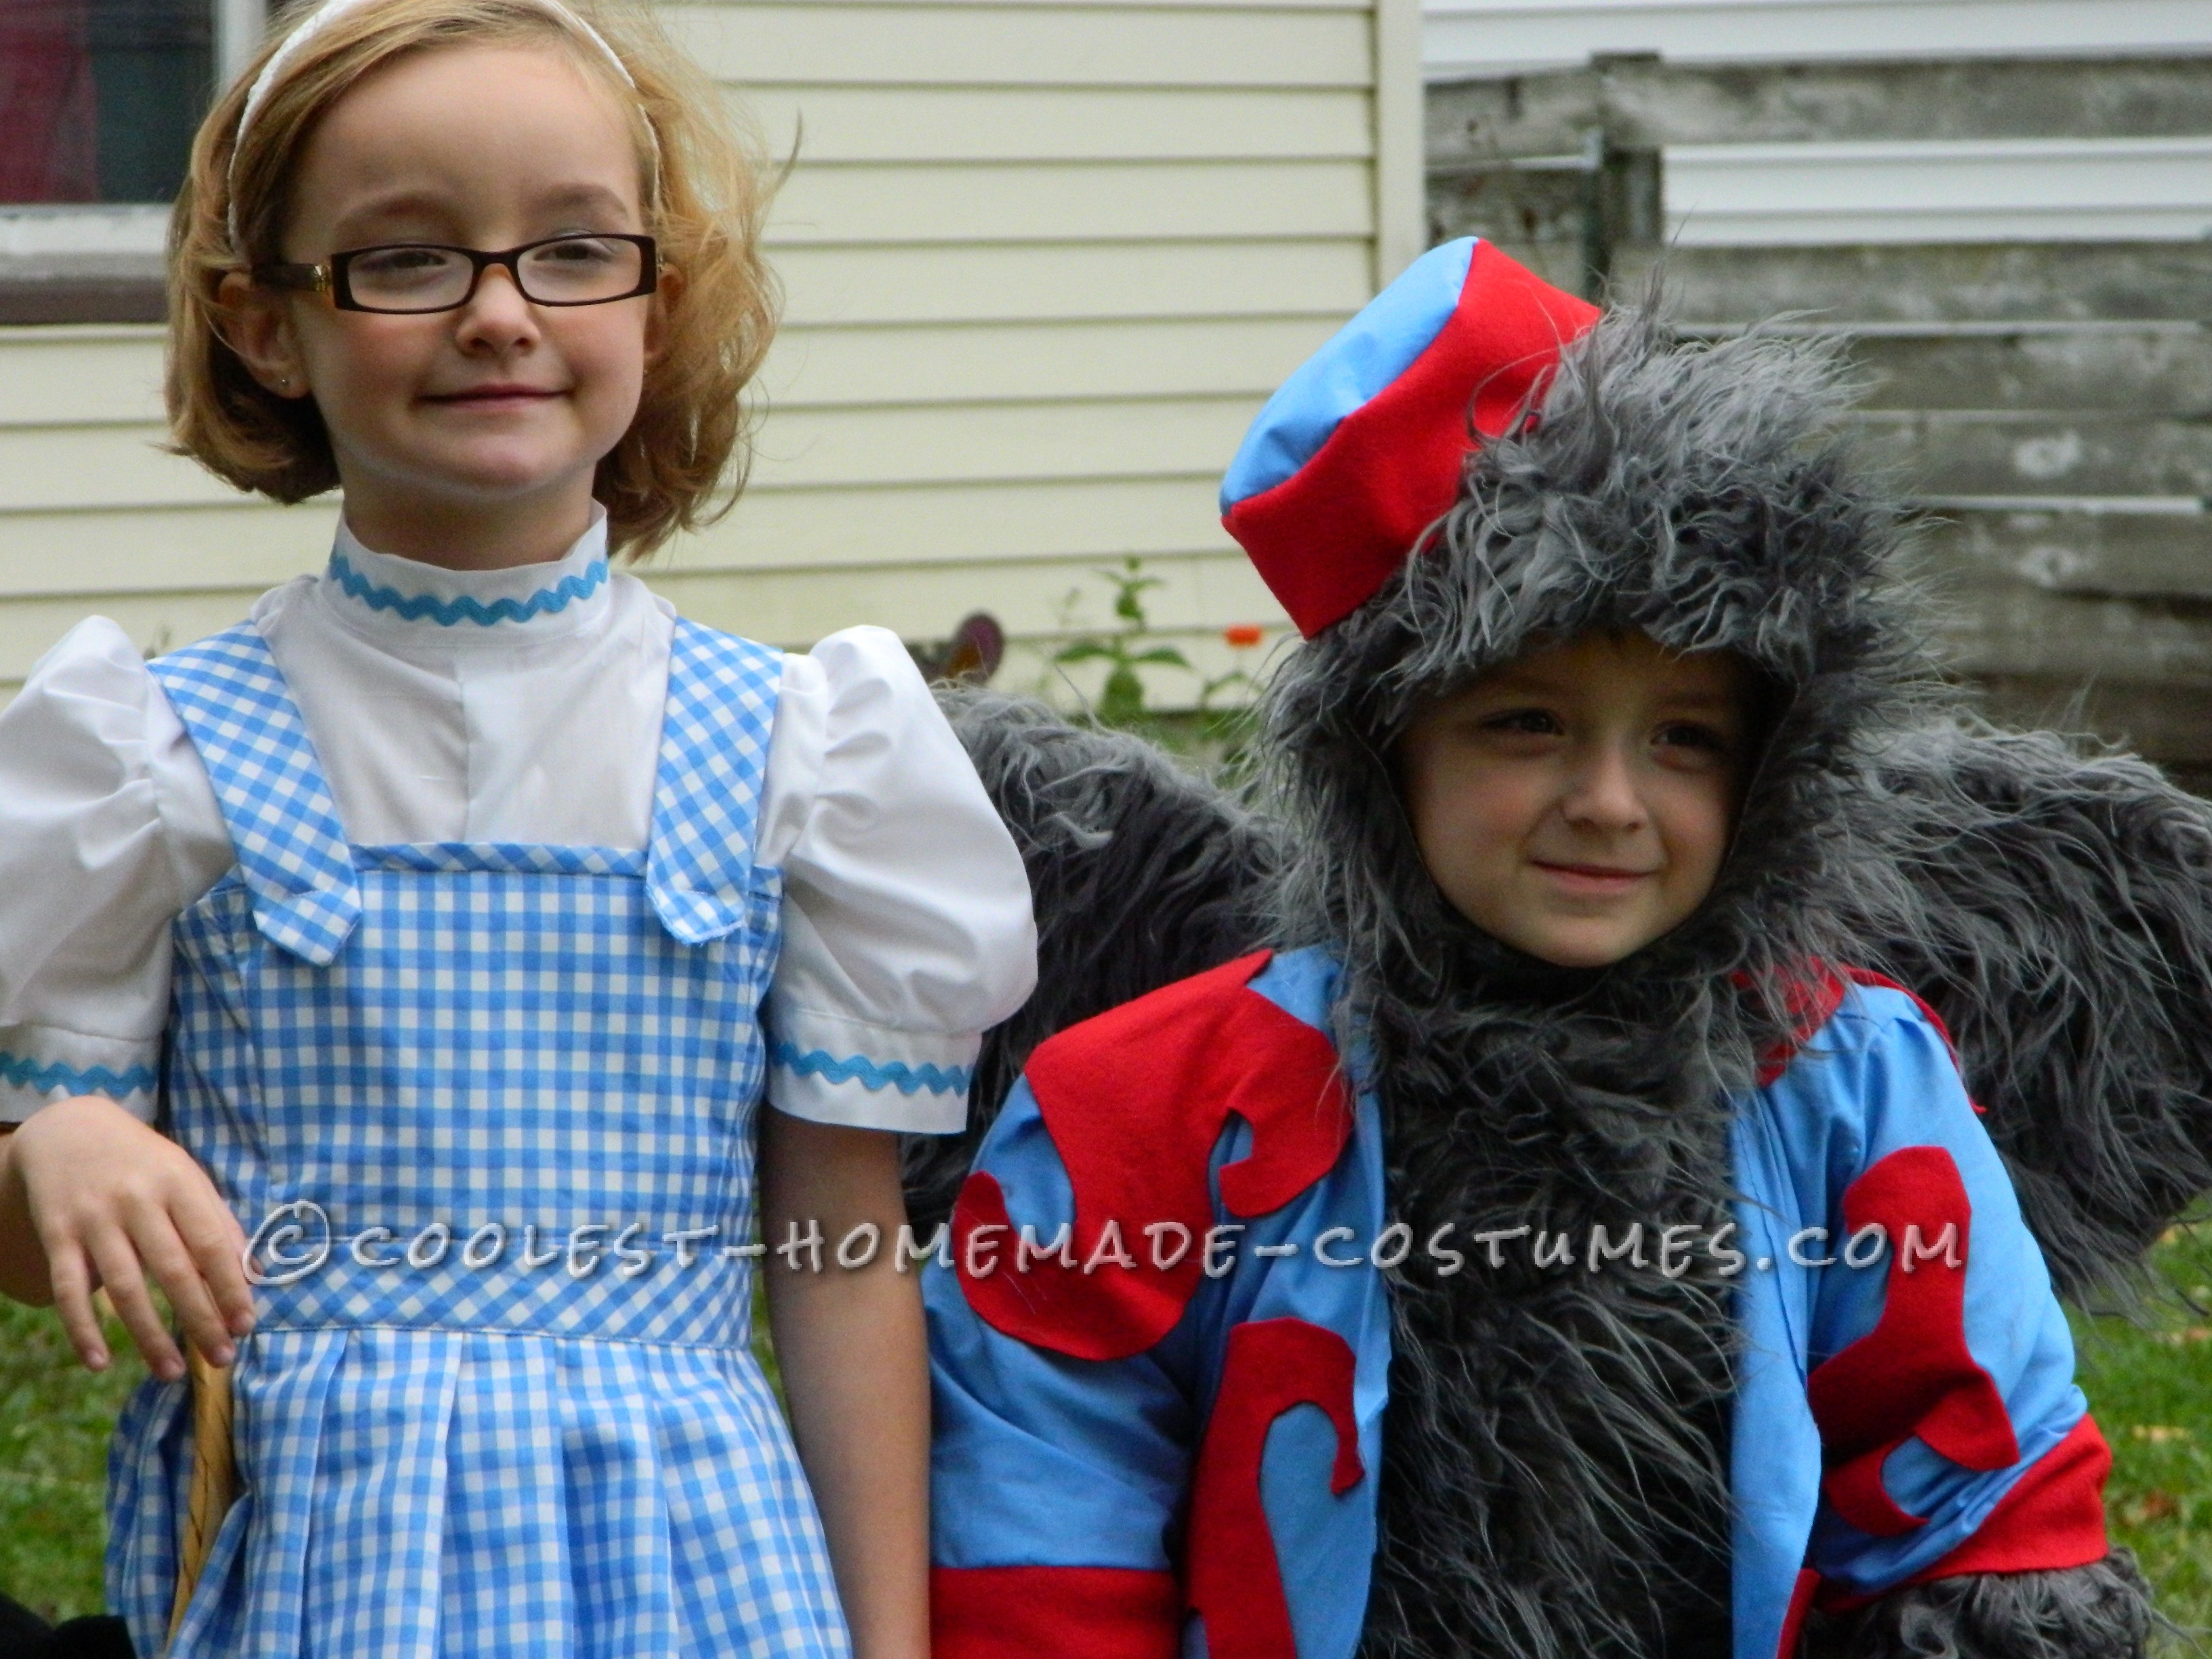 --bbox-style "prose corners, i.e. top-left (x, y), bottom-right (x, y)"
top-left (0, 0), bottom-right (262, 287)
